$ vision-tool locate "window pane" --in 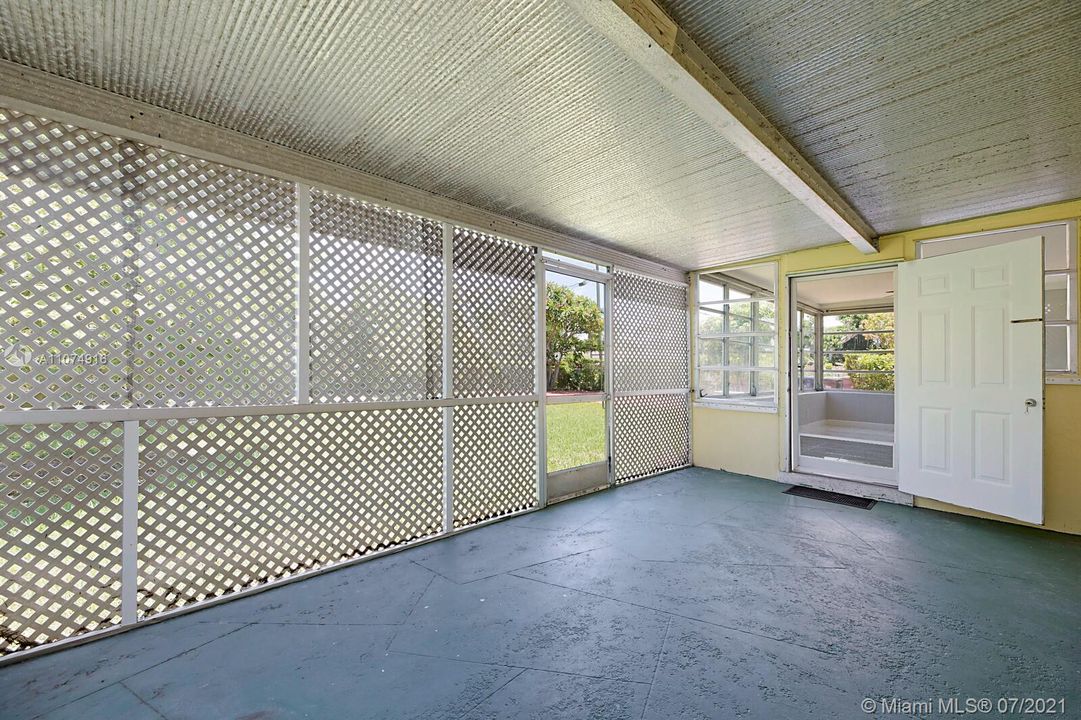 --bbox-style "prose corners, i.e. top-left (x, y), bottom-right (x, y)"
top-left (1045, 273), bottom-right (1072, 322)
top-left (698, 302), bottom-right (775, 334)
top-left (725, 339), bottom-right (754, 368)
top-left (697, 337), bottom-right (775, 369)
top-left (1046, 325), bottom-right (1072, 373)
top-left (921, 226), bottom-right (1071, 270)
top-left (918, 227), bottom-right (1077, 378)
top-left (697, 305), bottom-right (727, 334)
top-left (1045, 233), bottom-right (1071, 271)
top-left (542, 250), bottom-right (608, 273)
top-left (697, 338), bottom-right (724, 367)
top-left (697, 279), bottom-right (727, 303)
top-left (754, 371), bottom-right (776, 399)
top-left (721, 371), bottom-right (776, 401)
top-left (699, 370), bottom-right (776, 402)
top-left (822, 370), bottom-right (894, 392)
top-left (758, 344), bottom-right (777, 369)
top-left (699, 368), bottom-right (724, 395)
